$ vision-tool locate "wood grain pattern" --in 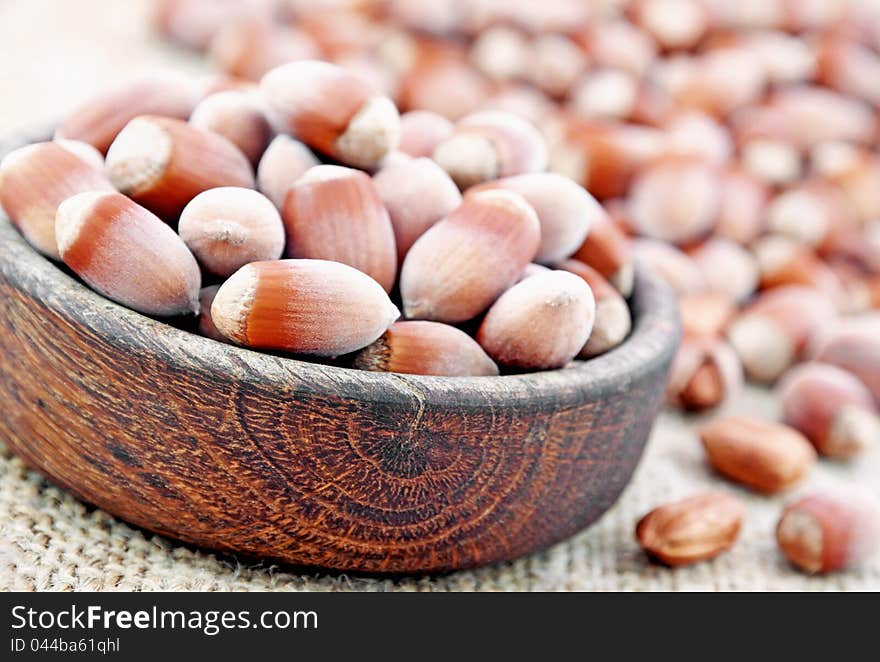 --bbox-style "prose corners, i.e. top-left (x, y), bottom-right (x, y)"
top-left (0, 135), bottom-right (680, 574)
